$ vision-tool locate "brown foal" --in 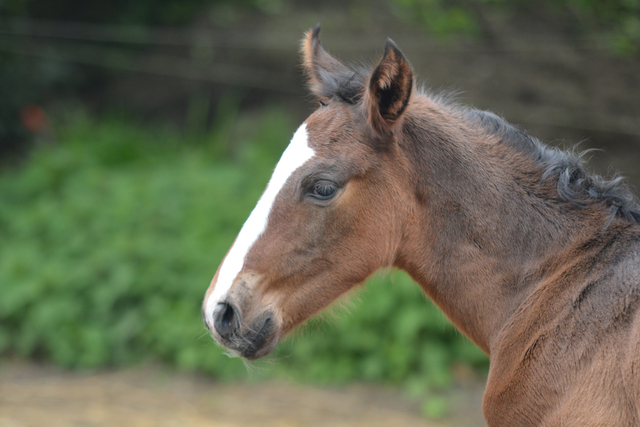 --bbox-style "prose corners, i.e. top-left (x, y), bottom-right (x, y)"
top-left (203, 26), bottom-right (640, 426)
